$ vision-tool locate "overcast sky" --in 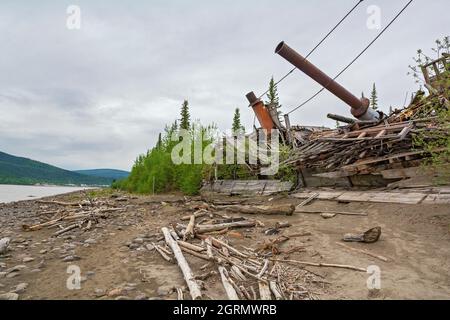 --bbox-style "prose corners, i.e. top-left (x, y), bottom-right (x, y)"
top-left (0, 0), bottom-right (448, 171)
